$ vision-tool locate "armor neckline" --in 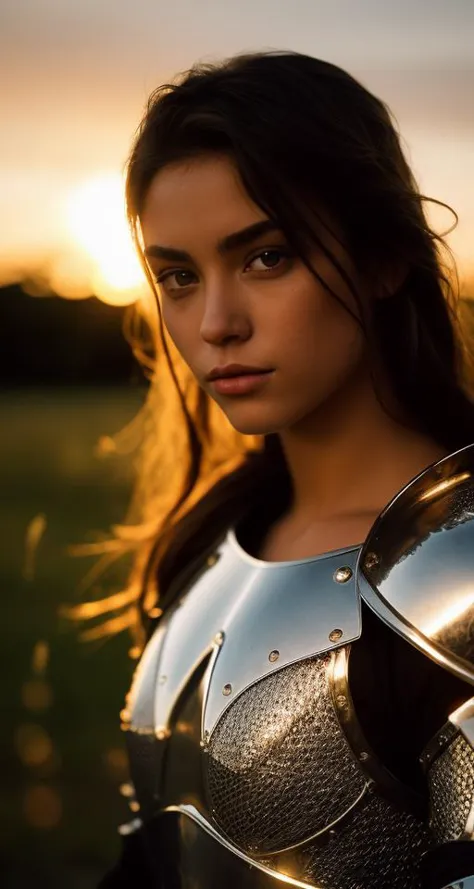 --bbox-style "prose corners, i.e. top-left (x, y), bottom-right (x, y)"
top-left (227, 521), bottom-right (362, 568)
